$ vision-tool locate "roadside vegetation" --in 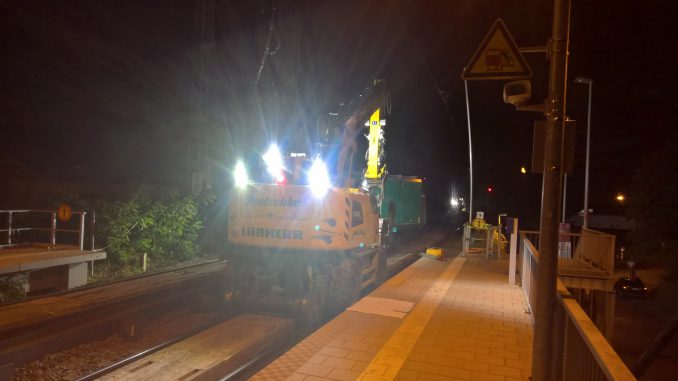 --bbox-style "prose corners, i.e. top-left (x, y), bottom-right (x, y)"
top-left (0, 188), bottom-right (212, 303)
top-left (0, 273), bottom-right (28, 304)
top-left (93, 191), bottom-right (206, 277)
